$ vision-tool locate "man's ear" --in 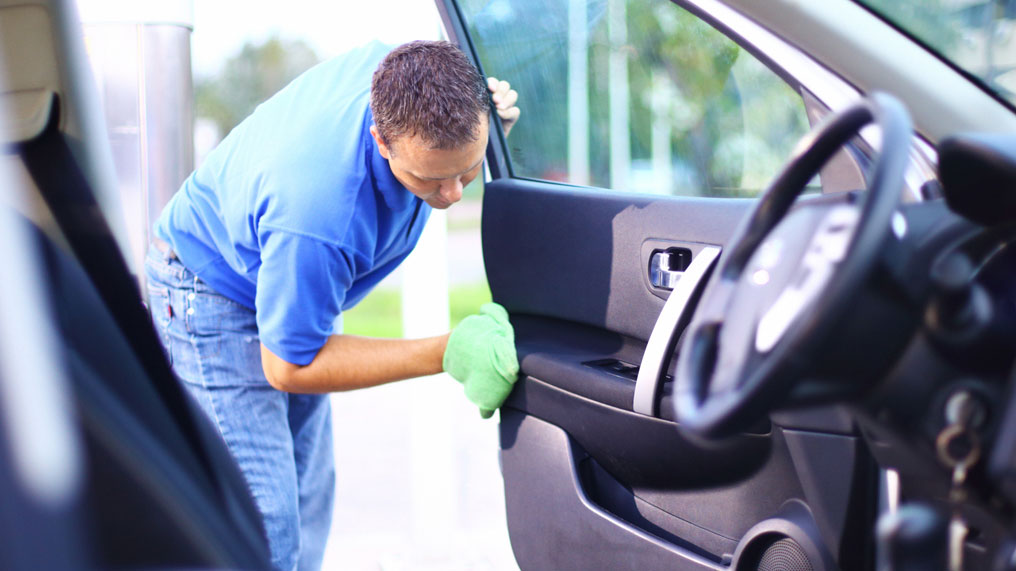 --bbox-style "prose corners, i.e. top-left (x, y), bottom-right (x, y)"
top-left (369, 125), bottom-right (393, 159)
